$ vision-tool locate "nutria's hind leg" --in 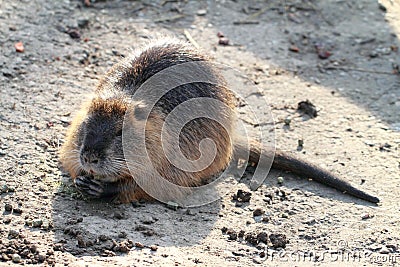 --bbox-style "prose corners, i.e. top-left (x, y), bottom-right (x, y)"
top-left (114, 183), bottom-right (153, 204)
top-left (74, 176), bottom-right (121, 200)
